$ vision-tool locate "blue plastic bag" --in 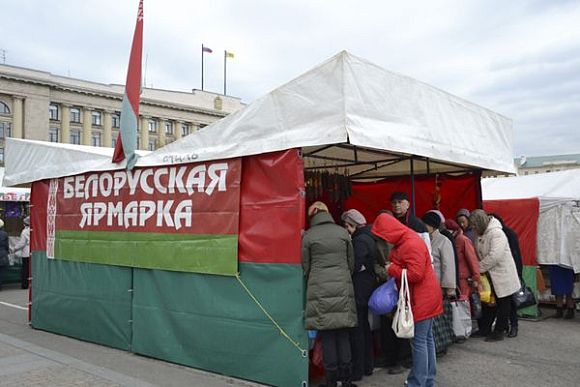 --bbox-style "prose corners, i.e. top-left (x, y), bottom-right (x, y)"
top-left (368, 277), bottom-right (398, 315)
